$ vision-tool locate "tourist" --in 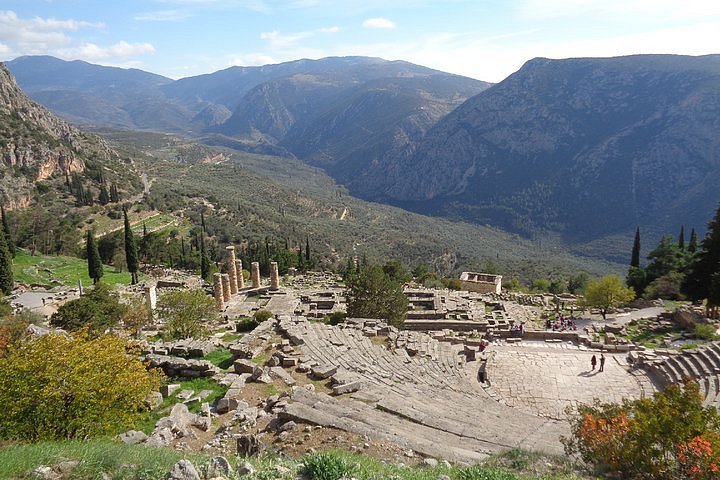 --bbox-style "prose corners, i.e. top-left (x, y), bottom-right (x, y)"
top-left (591, 355), bottom-right (597, 370)
top-left (600, 353), bottom-right (605, 372)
